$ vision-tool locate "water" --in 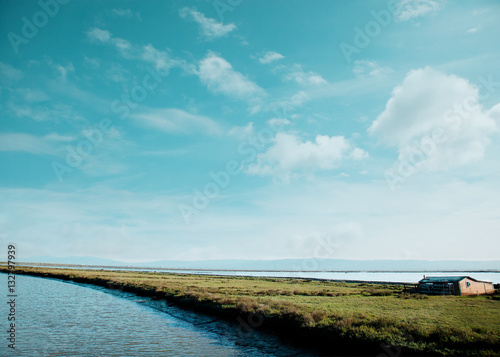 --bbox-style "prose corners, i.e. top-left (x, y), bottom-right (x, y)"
top-left (181, 271), bottom-right (500, 284)
top-left (32, 266), bottom-right (499, 284)
top-left (0, 274), bottom-right (311, 356)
